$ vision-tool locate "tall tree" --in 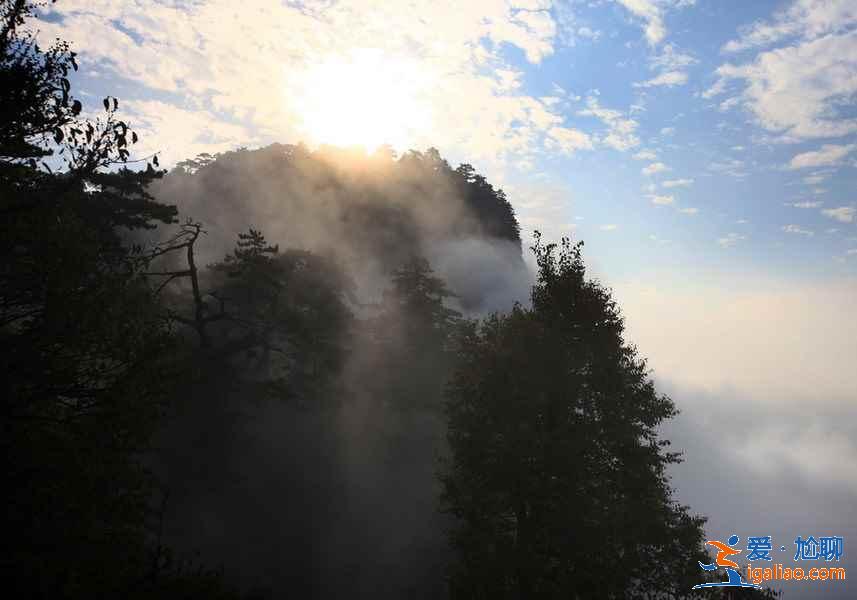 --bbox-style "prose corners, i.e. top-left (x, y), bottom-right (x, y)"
top-left (440, 233), bottom-right (775, 599)
top-left (380, 256), bottom-right (461, 351)
top-left (0, 3), bottom-right (243, 597)
top-left (150, 224), bottom-right (353, 393)
top-left (370, 256), bottom-right (461, 411)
